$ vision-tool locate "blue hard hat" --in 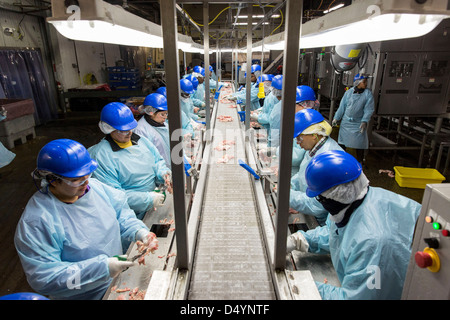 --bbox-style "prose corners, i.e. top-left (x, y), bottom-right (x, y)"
top-left (143, 93), bottom-right (167, 111)
top-left (251, 64), bottom-right (261, 73)
top-left (257, 74), bottom-right (272, 84)
top-left (200, 68), bottom-right (205, 77)
top-left (185, 74), bottom-right (199, 89)
top-left (305, 150), bottom-right (362, 197)
top-left (271, 75), bottom-right (283, 90)
top-left (296, 85), bottom-right (316, 103)
top-left (354, 73), bottom-right (367, 82)
top-left (293, 108), bottom-right (325, 138)
top-left (37, 139), bottom-right (98, 178)
top-left (156, 86), bottom-right (167, 97)
top-left (180, 78), bottom-right (195, 94)
top-left (193, 65), bottom-right (203, 73)
top-left (100, 102), bottom-right (137, 131)
top-left (0, 292), bottom-right (49, 300)
top-left (209, 65), bottom-right (213, 72)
